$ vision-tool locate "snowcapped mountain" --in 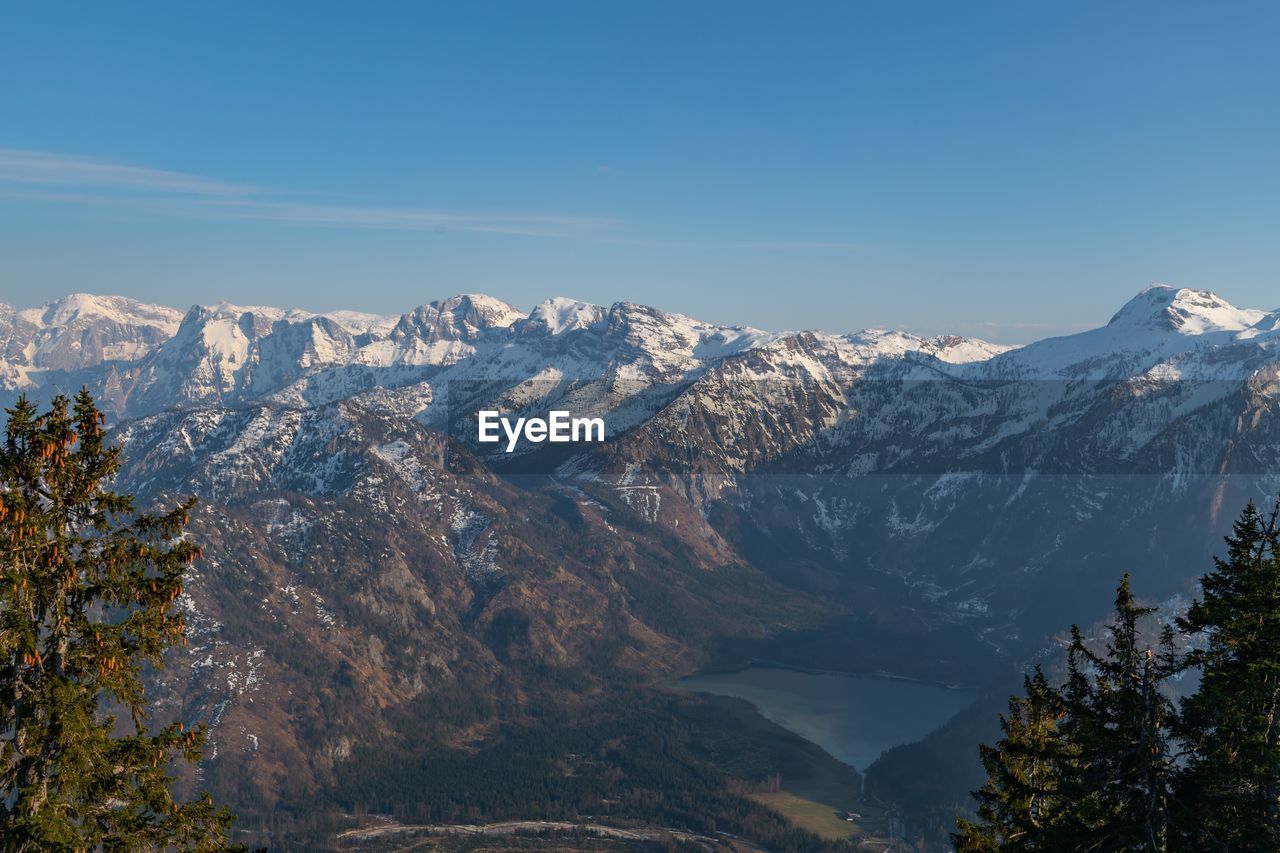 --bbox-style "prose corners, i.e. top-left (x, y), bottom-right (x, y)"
top-left (0, 292), bottom-right (791, 427)
top-left (557, 285), bottom-right (1280, 641)
top-left (974, 284), bottom-right (1278, 380)
top-left (2, 290), bottom-right (1020, 443)
top-left (2, 283), bottom-right (1278, 824)
top-left (0, 293), bottom-right (182, 389)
